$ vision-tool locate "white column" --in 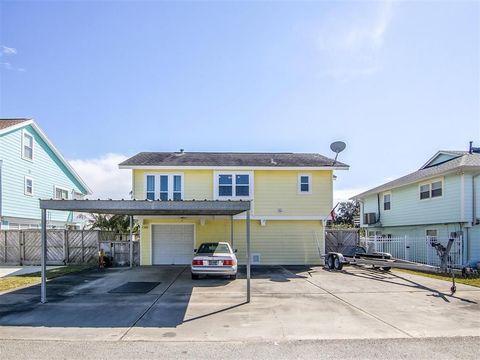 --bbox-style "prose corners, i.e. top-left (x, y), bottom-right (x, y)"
top-left (41, 208), bottom-right (47, 303)
top-left (246, 210), bottom-right (251, 303)
top-left (129, 215), bottom-right (133, 268)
